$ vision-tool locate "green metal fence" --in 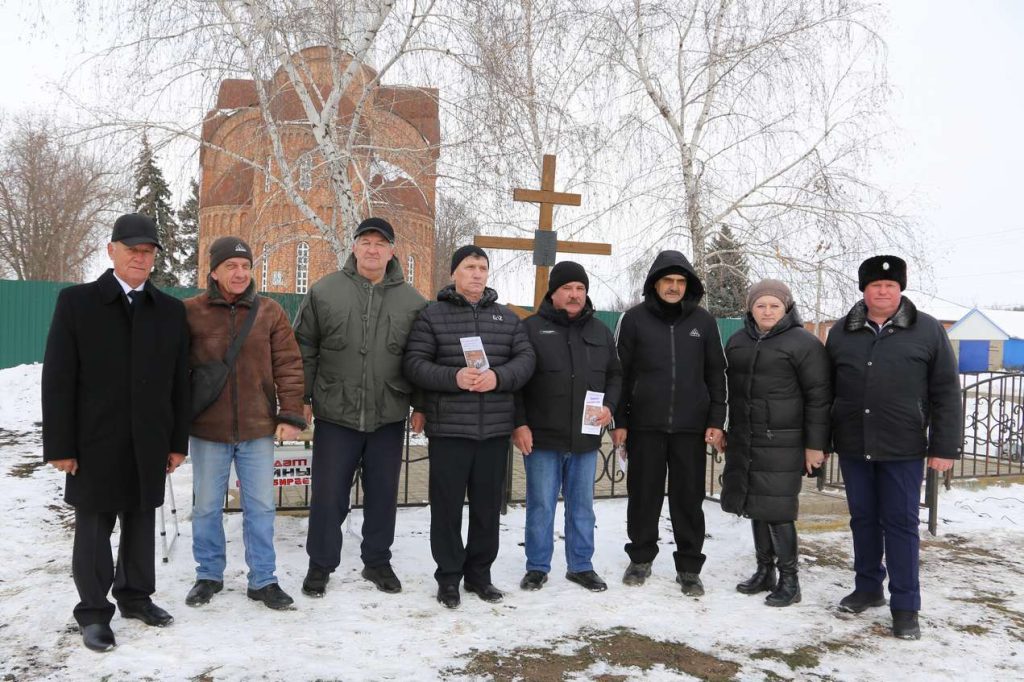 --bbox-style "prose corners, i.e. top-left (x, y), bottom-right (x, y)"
top-left (0, 279), bottom-right (308, 370)
top-left (0, 278), bottom-right (743, 370)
